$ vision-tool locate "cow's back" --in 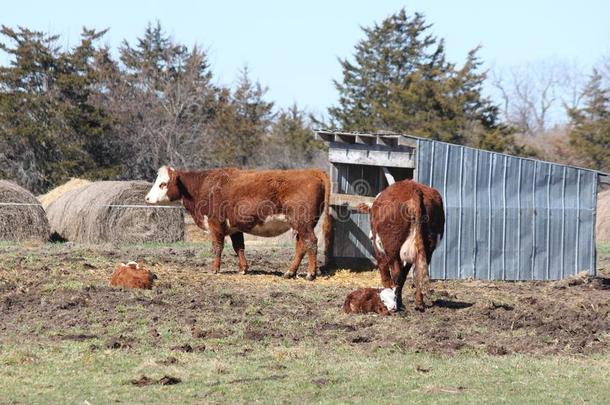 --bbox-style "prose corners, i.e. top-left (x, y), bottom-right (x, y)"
top-left (370, 180), bottom-right (444, 257)
top-left (224, 169), bottom-right (327, 212)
